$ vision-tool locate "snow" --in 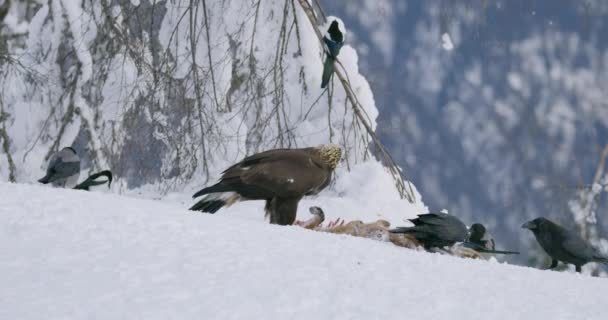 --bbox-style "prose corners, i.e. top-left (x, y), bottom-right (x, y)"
top-left (1, 182), bottom-right (607, 320)
top-left (441, 32), bottom-right (454, 50)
